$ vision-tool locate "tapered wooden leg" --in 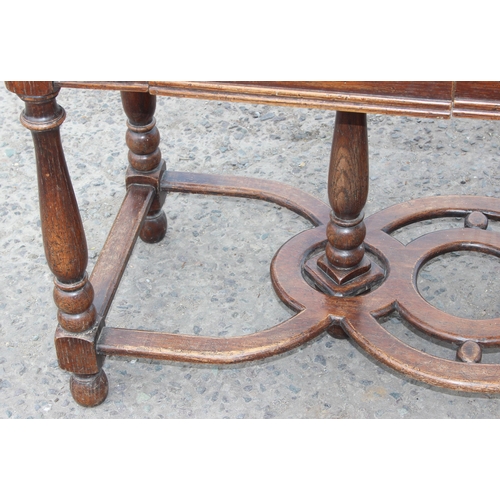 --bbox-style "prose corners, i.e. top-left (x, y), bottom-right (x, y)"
top-left (320, 112), bottom-right (370, 278)
top-left (7, 82), bottom-right (108, 407)
top-left (321, 111), bottom-right (386, 297)
top-left (304, 111), bottom-right (384, 298)
top-left (121, 91), bottom-right (167, 243)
